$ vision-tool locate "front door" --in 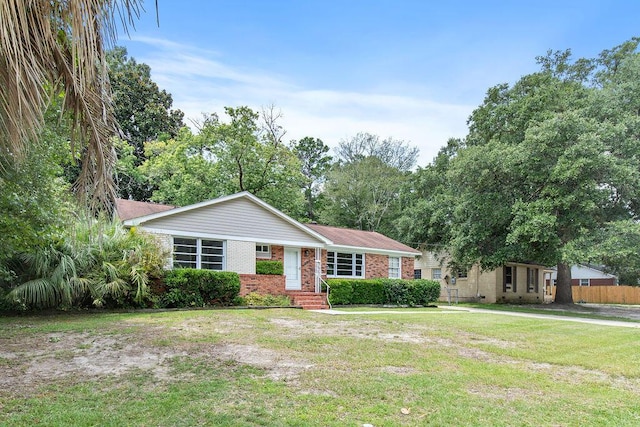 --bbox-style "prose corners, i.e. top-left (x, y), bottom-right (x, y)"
top-left (284, 247), bottom-right (301, 290)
